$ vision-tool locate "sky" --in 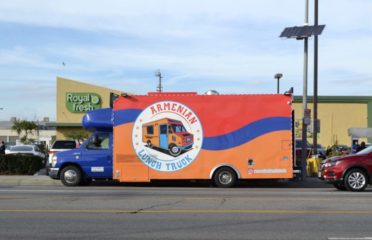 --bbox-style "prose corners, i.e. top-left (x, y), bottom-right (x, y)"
top-left (0, 0), bottom-right (372, 121)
